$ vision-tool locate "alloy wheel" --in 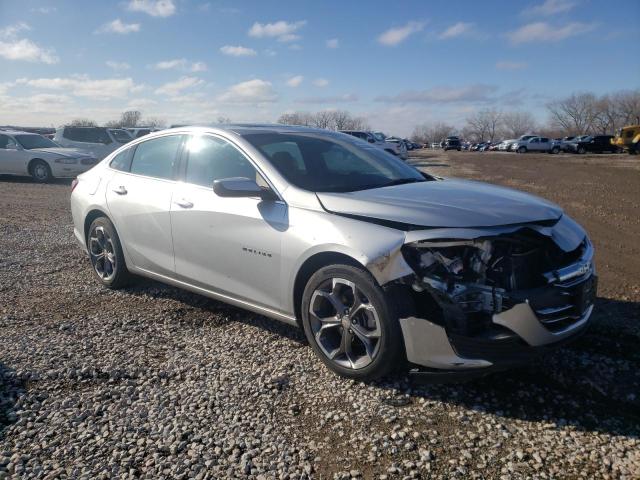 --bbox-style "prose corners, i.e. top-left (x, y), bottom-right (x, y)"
top-left (89, 226), bottom-right (117, 281)
top-left (308, 278), bottom-right (381, 370)
top-left (33, 163), bottom-right (49, 181)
